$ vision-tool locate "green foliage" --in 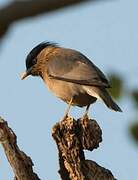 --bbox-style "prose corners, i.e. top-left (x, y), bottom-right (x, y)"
top-left (130, 91), bottom-right (138, 144)
top-left (108, 74), bottom-right (123, 100)
top-left (103, 73), bottom-right (138, 144)
top-left (130, 121), bottom-right (138, 143)
top-left (131, 90), bottom-right (138, 108)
